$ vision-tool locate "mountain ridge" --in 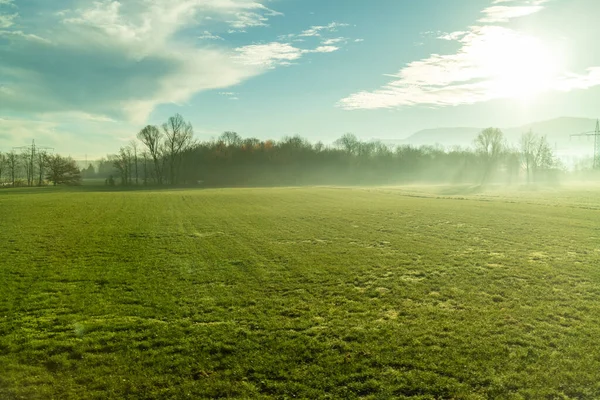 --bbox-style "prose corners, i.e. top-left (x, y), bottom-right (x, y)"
top-left (378, 117), bottom-right (597, 155)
